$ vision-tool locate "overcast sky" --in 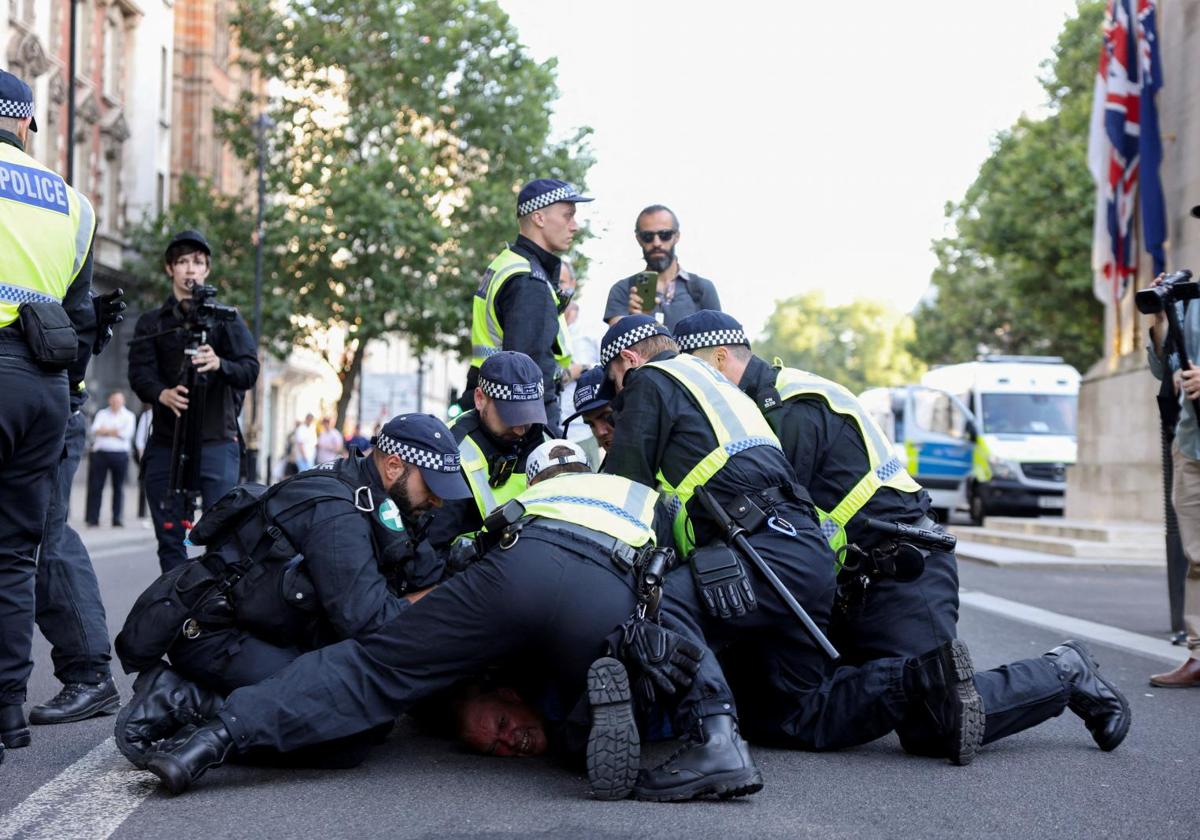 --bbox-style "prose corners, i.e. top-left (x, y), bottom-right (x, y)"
top-left (499, 0), bottom-right (1085, 340)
